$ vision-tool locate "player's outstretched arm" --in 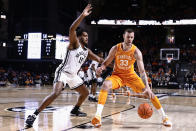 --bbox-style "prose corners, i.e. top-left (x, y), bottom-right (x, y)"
top-left (69, 4), bottom-right (92, 49)
top-left (134, 48), bottom-right (154, 99)
top-left (88, 49), bottom-right (104, 63)
top-left (96, 46), bottom-right (117, 76)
